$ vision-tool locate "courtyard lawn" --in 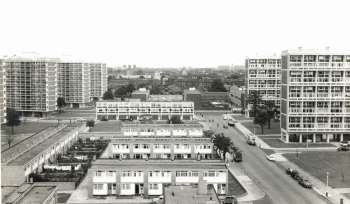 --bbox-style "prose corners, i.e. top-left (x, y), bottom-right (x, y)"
top-left (284, 151), bottom-right (350, 188)
top-left (90, 121), bottom-right (122, 132)
top-left (261, 138), bottom-right (335, 148)
top-left (241, 120), bottom-right (281, 135)
top-left (253, 195), bottom-right (274, 204)
top-left (1, 122), bottom-right (54, 150)
top-left (57, 193), bottom-right (71, 203)
top-left (227, 172), bottom-right (247, 196)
